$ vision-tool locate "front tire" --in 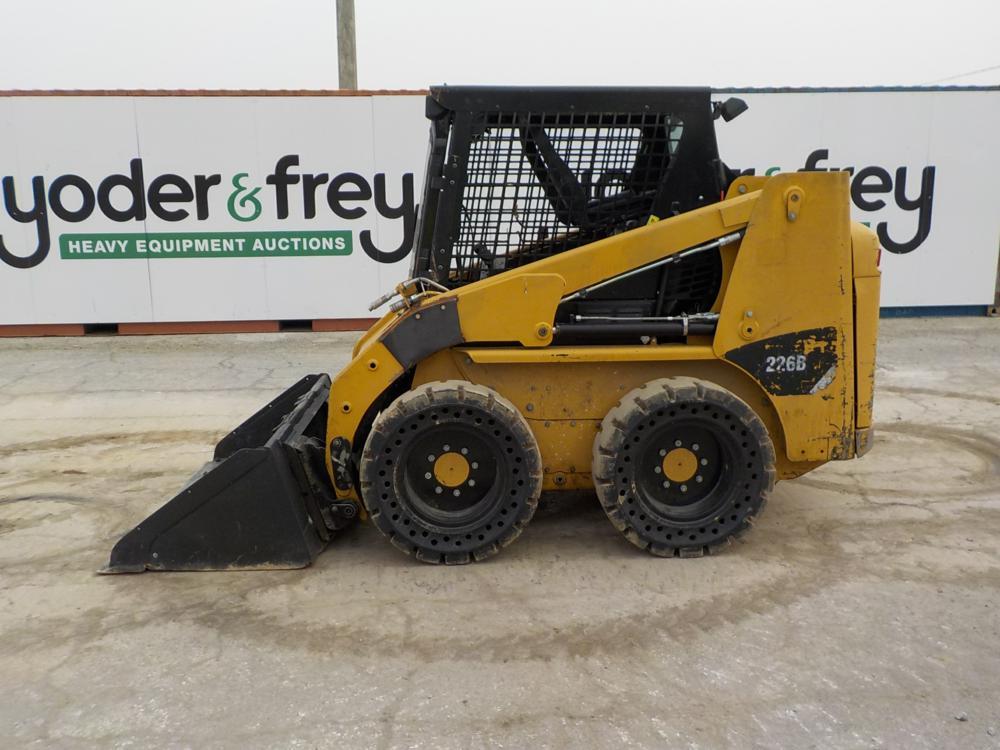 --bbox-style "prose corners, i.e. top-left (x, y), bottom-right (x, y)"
top-left (360, 380), bottom-right (543, 564)
top-left (593, 377), bottom-right (776, 557)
